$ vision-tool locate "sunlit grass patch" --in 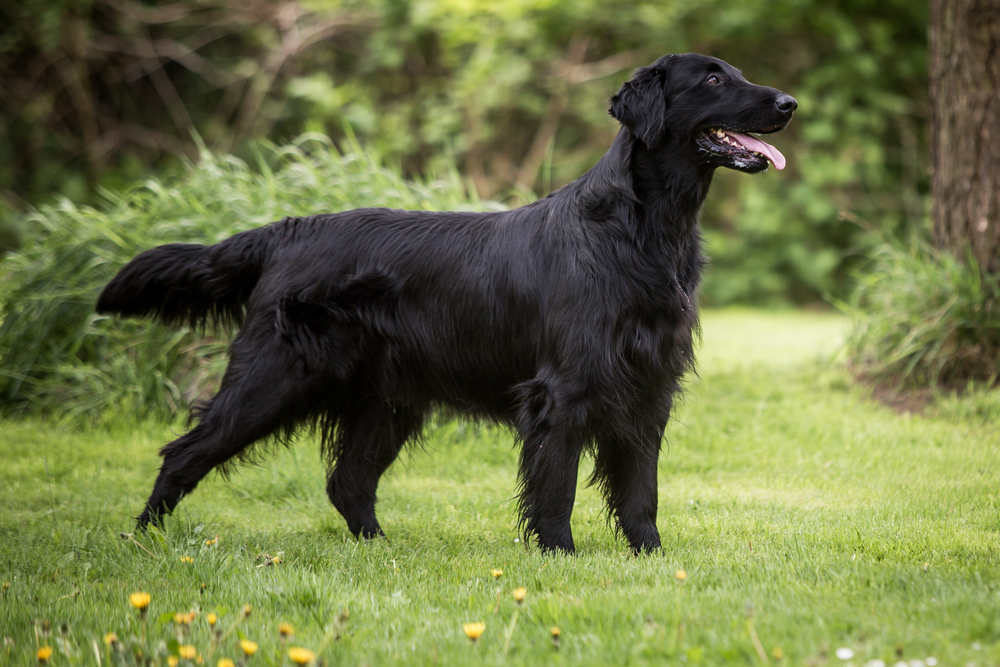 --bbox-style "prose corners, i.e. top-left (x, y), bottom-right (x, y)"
top-left (1, 310), bottom-right (998, 665)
